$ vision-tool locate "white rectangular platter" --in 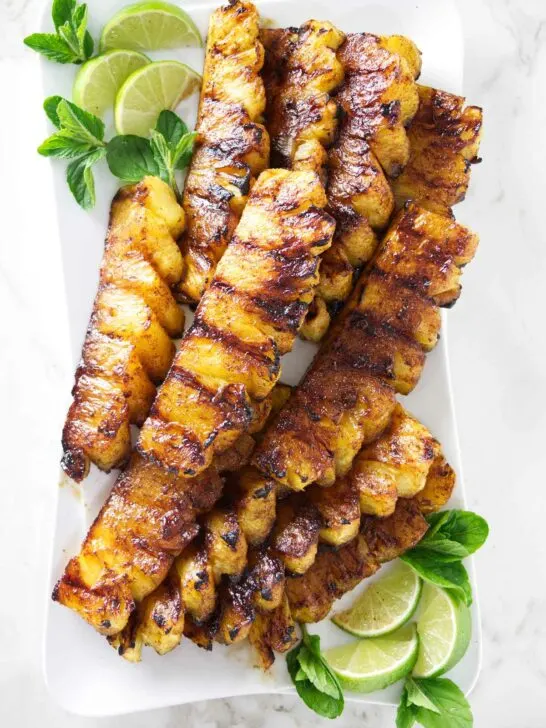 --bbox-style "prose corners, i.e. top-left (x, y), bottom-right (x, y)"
top-left (43, 0), bottom-right (481, 717)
